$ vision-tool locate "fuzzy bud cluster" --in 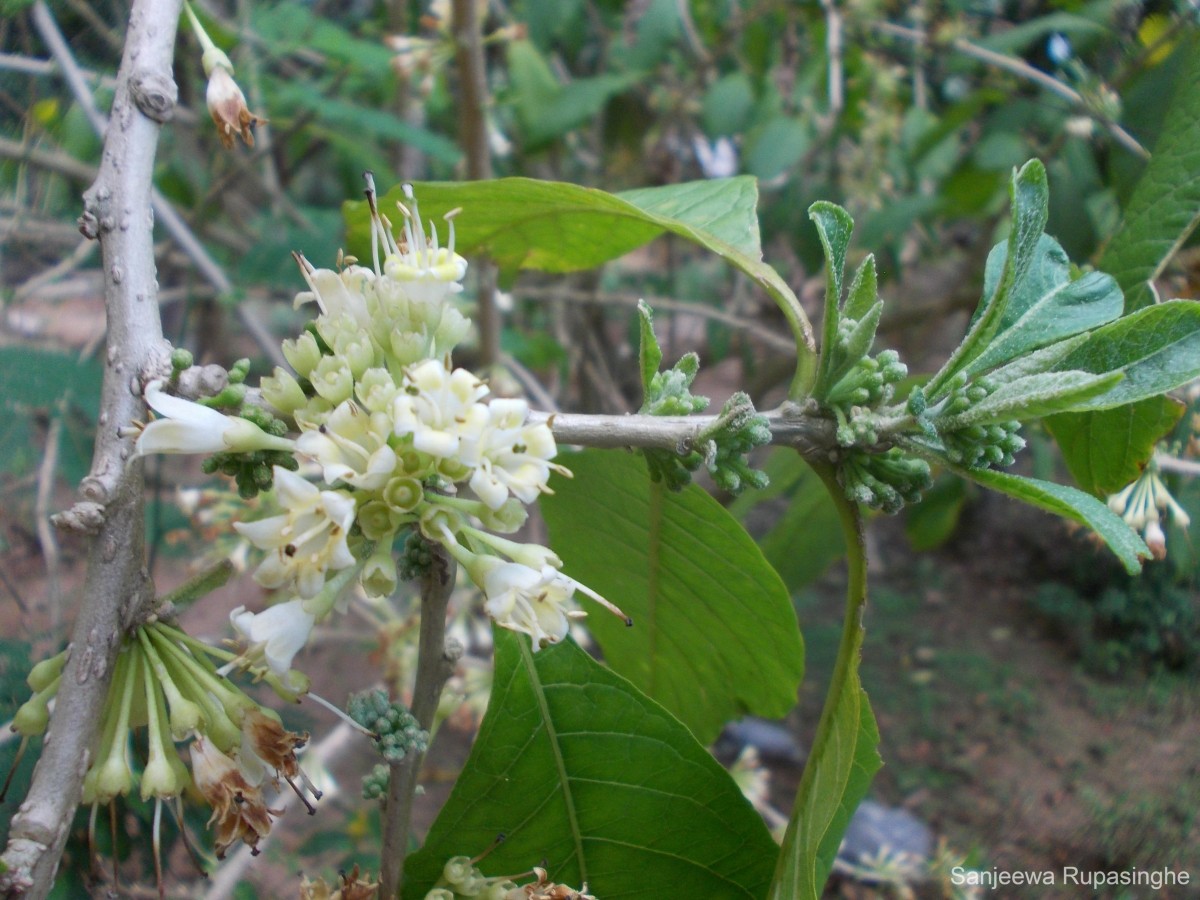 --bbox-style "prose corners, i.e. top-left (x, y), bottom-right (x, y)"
top-left (348, 688), bottom-right (429, 763)
top-left (838, 447), bottom-right (933, 514)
